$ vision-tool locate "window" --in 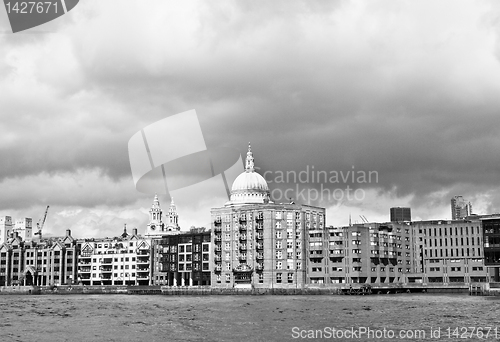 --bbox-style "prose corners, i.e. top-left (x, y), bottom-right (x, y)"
top-left (288, 273), bottom-right (293, 283)
top-left (276, 273), bottom-right (282, 283)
